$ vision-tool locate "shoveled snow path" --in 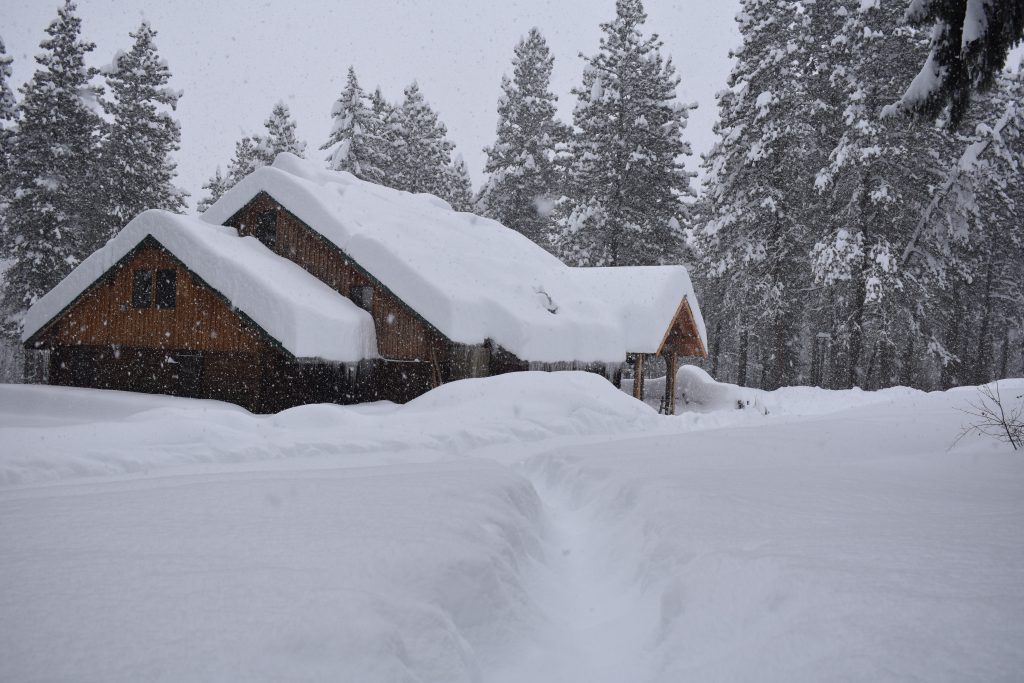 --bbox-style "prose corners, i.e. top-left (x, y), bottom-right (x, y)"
top-left (488, 466), bottom-right (657, 683)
